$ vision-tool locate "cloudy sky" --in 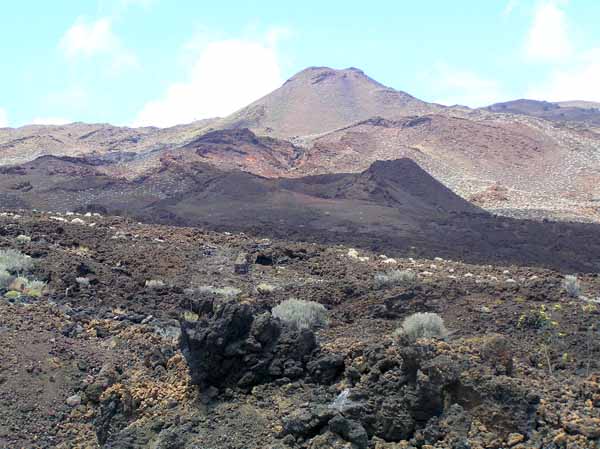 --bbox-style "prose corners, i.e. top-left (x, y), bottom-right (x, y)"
top-left (1, 0), bottom-right (599, 128)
